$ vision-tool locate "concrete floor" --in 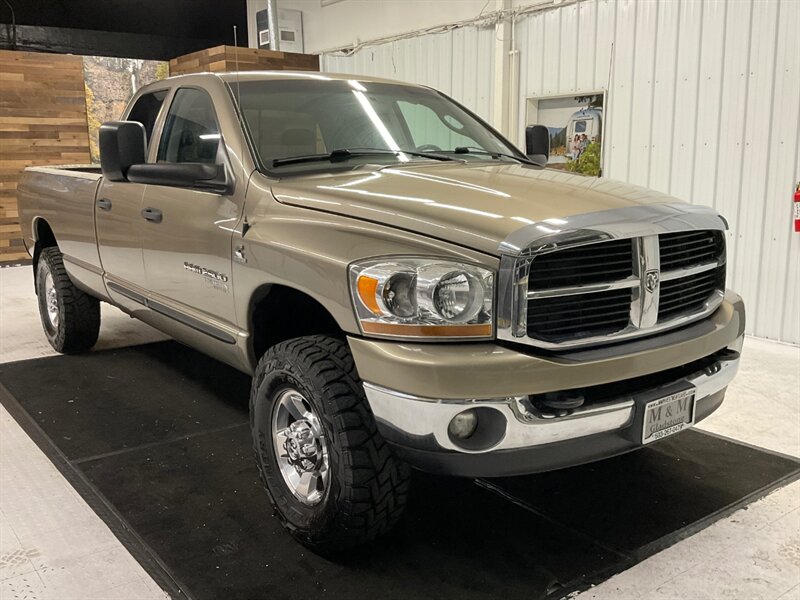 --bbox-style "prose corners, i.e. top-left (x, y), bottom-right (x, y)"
top-left (1, 264), bottom-right (798, 600)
